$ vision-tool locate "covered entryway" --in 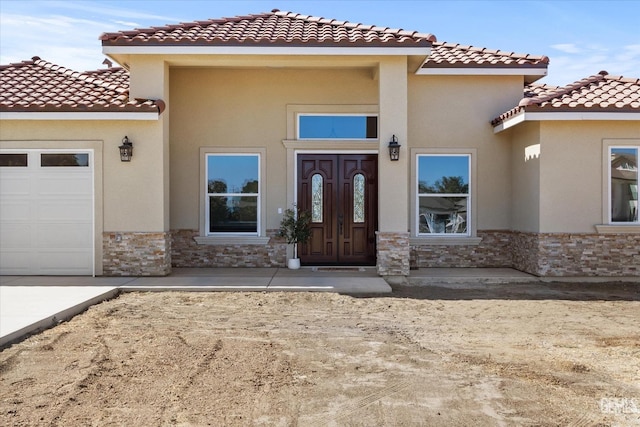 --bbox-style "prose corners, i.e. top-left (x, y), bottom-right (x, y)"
top-left (0, 150), bottom-right (94, 275)
top-left (297, 154), bottom-right (378, 265)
